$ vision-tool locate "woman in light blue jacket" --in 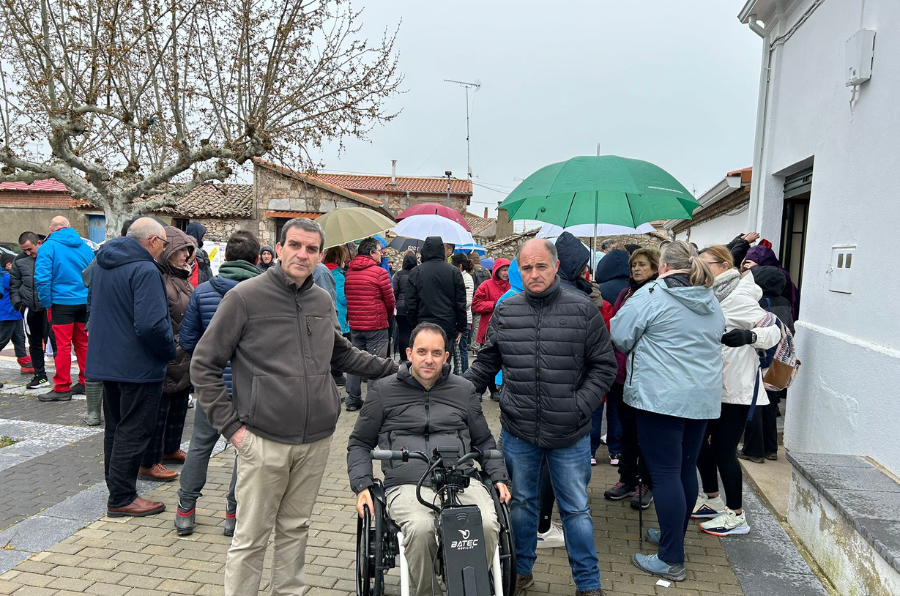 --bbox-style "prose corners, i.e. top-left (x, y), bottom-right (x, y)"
top-left (610, 240), bottom-right (725, 582)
